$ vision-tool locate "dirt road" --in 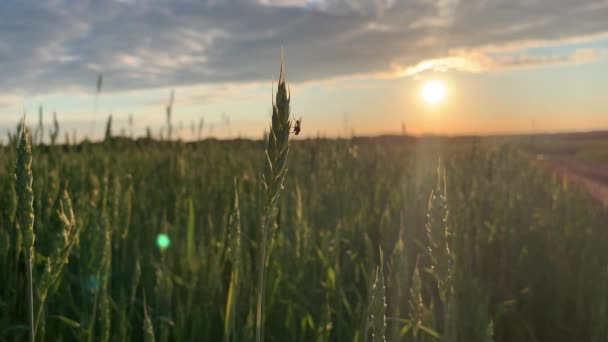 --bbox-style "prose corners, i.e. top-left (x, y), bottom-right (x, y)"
top-left (543, 154), bottom-right (608, 206)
